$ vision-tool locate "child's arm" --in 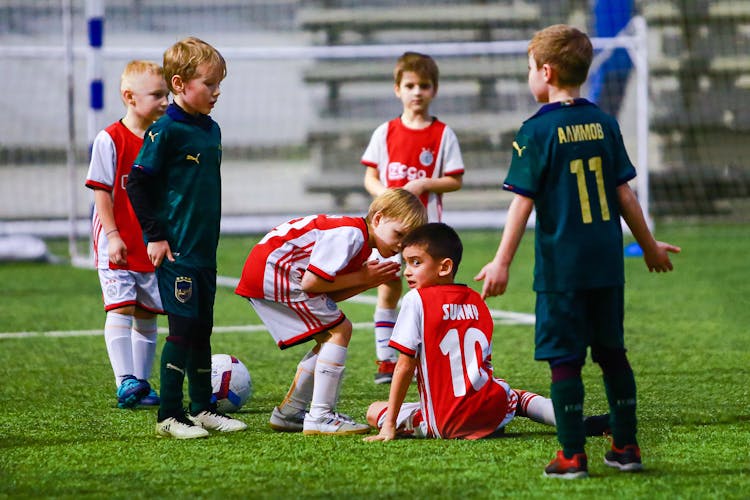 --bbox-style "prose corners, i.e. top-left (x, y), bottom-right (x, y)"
top-left (364, 354), bottom-right (417, 442)
top-left (403, 174), bottom-right (462, 198)
top-left (93, 189), bottom-right (127, 266)
top-left (617, 184), bottom-right (681, 272)
top-left (364, 167), bottom-right (387, 197)
top-left (126, 167), bottom-right (174, 267)
top-left (474, 194), bottom-right (534, 299)
top-left (301, 259), bottom-right (401, 302)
